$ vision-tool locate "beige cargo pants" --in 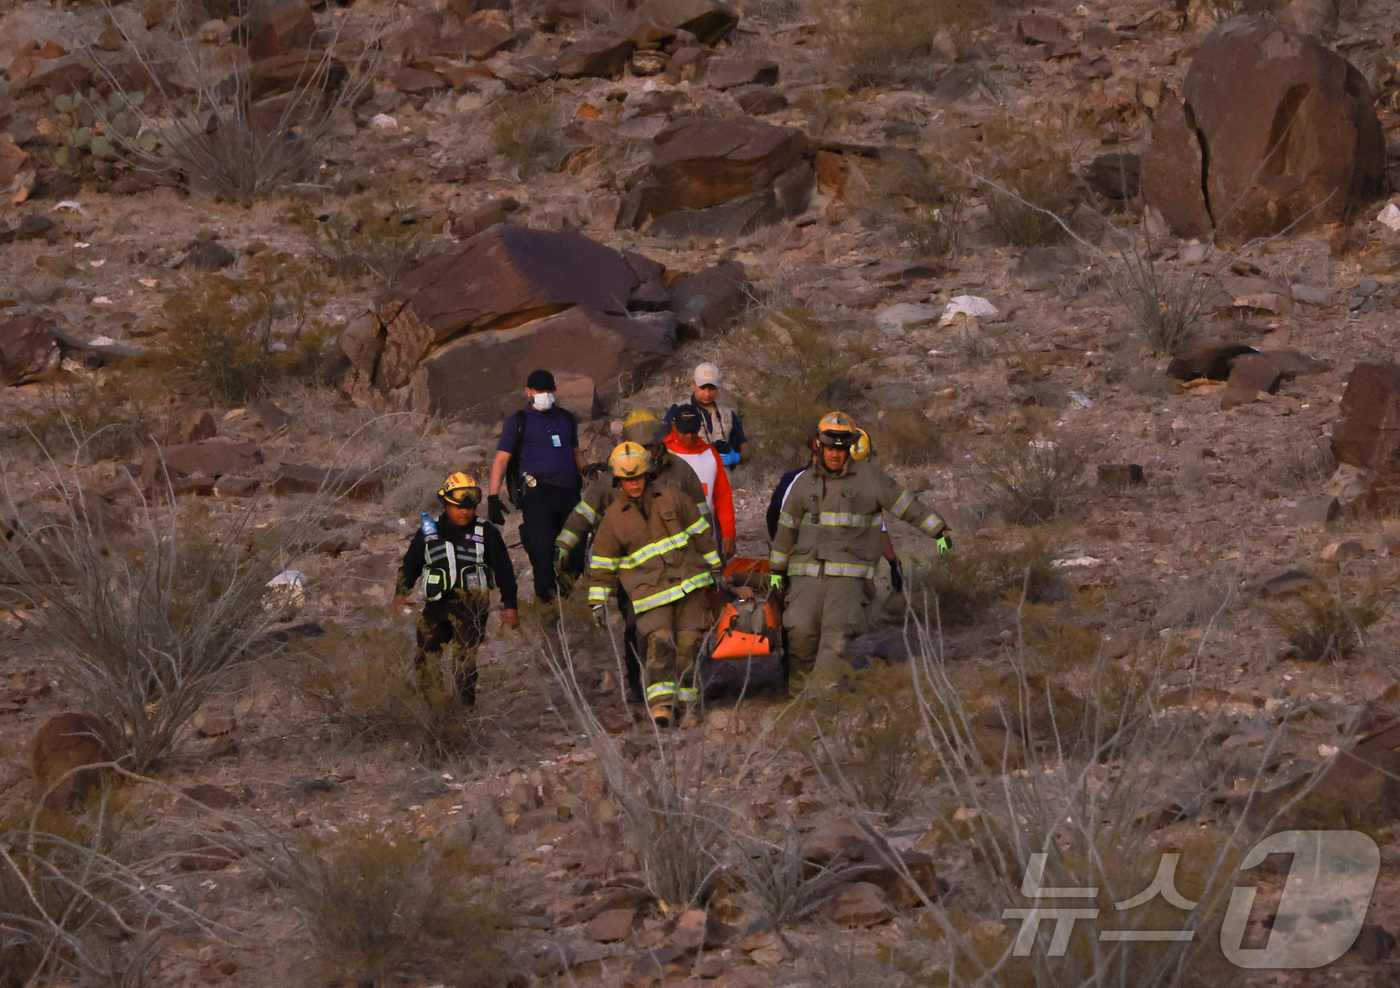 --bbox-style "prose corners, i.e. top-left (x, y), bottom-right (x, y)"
top-left (635, 590), bottom-right (709, 709)
top-left (783, 574), bottom-right (872, 695)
